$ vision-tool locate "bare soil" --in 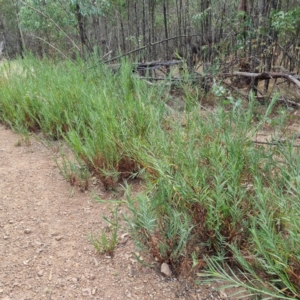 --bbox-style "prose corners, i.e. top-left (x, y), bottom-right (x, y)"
top-left (0, 125), bottom-right (221, 300)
